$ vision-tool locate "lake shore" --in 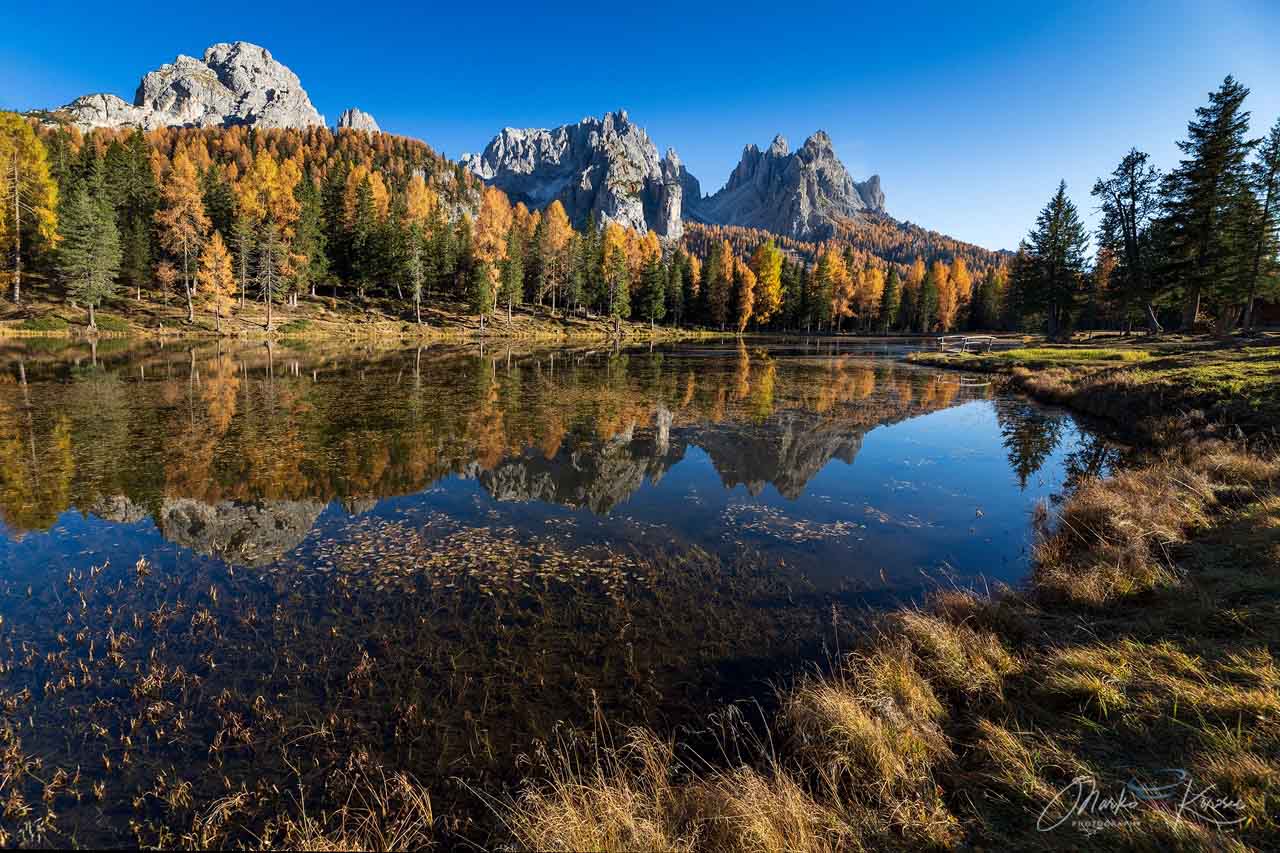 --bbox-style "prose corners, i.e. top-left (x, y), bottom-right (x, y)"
top-left (495, 339), bottom-right (1279, 850)
top-left (0, 289), bottom-right (741, 343)
top-left (2, 337), bottom-right (1275, 850)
